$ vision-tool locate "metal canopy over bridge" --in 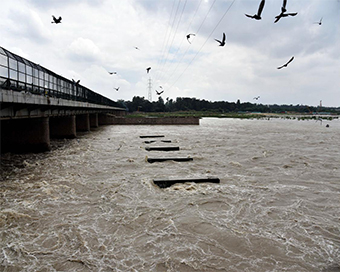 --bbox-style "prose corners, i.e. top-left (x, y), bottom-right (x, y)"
top-left (0, 46), bottom-right (124, 119)
top-left (0, 46), bottom-right (126, 153)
